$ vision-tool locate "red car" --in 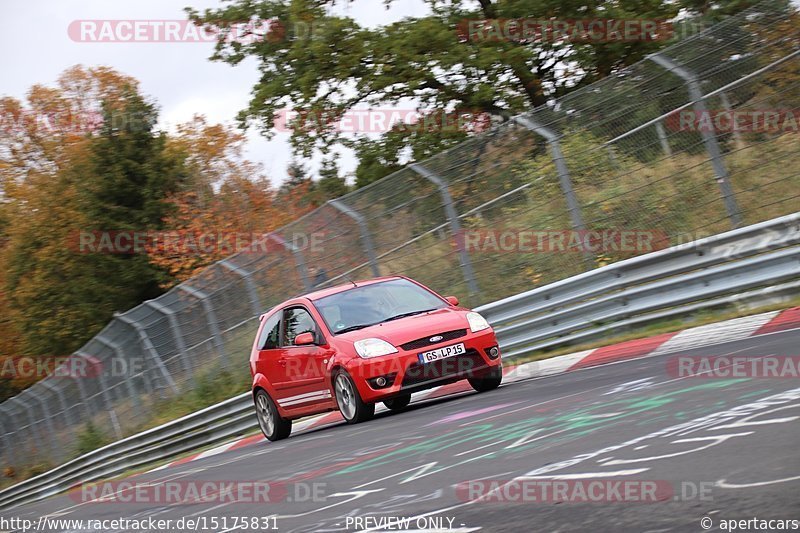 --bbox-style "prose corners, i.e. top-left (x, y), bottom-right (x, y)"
top-left (249, 276), bottom-right (502, 440)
